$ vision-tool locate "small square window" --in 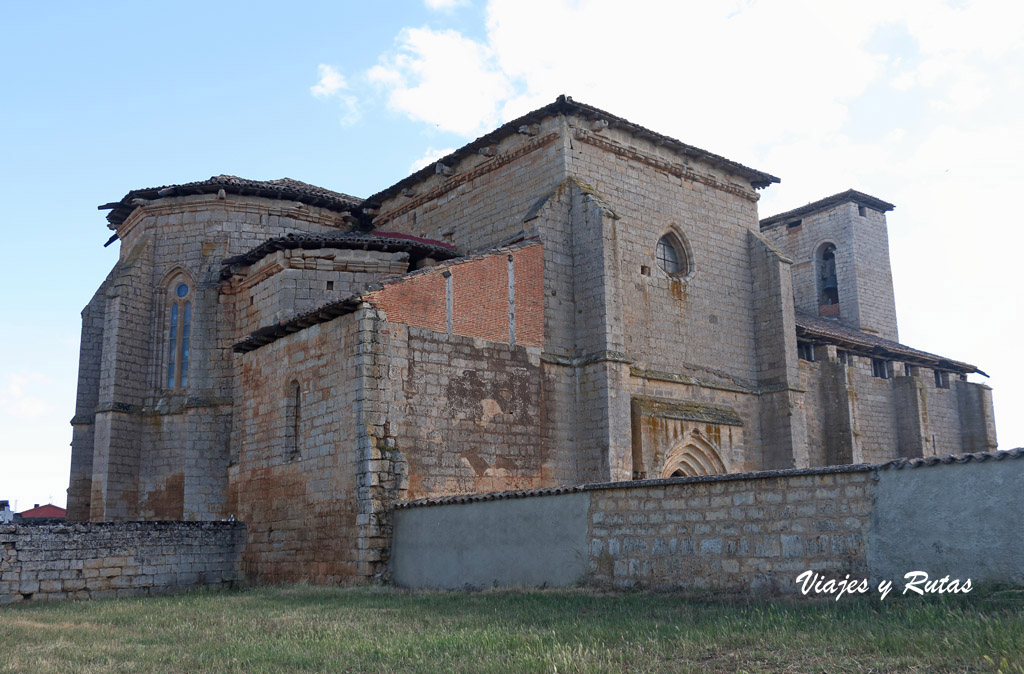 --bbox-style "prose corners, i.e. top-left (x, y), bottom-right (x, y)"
top-left (934, 371), bottom-right (950, 389)
top-left (872, 359), bottom-right (892, 379)
top-left (858, 205), bottom-right (868, 217)
top-left (797, 342), bottom-right (815, 362)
